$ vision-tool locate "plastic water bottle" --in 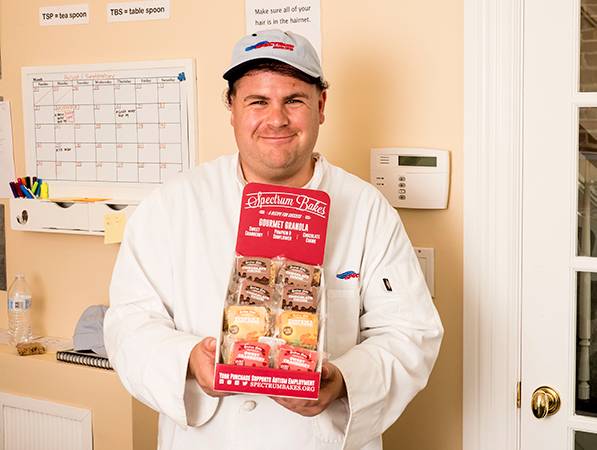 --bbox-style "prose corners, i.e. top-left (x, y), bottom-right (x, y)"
top-left (7, 274), bottom-right (32, 348)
